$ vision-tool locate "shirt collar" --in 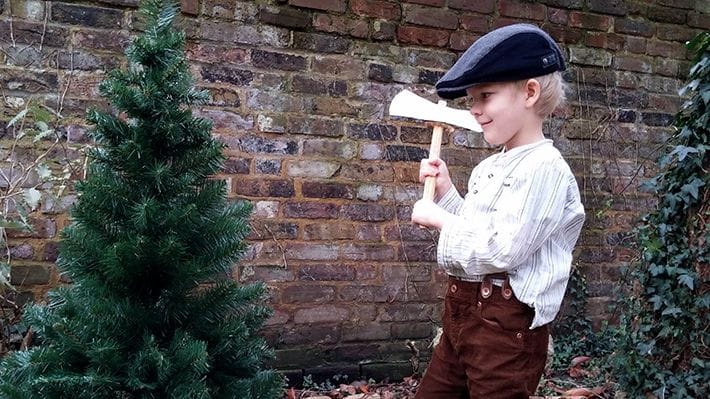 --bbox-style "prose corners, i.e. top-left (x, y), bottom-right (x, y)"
top-left (498, 139), bottom-right (553, 160)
